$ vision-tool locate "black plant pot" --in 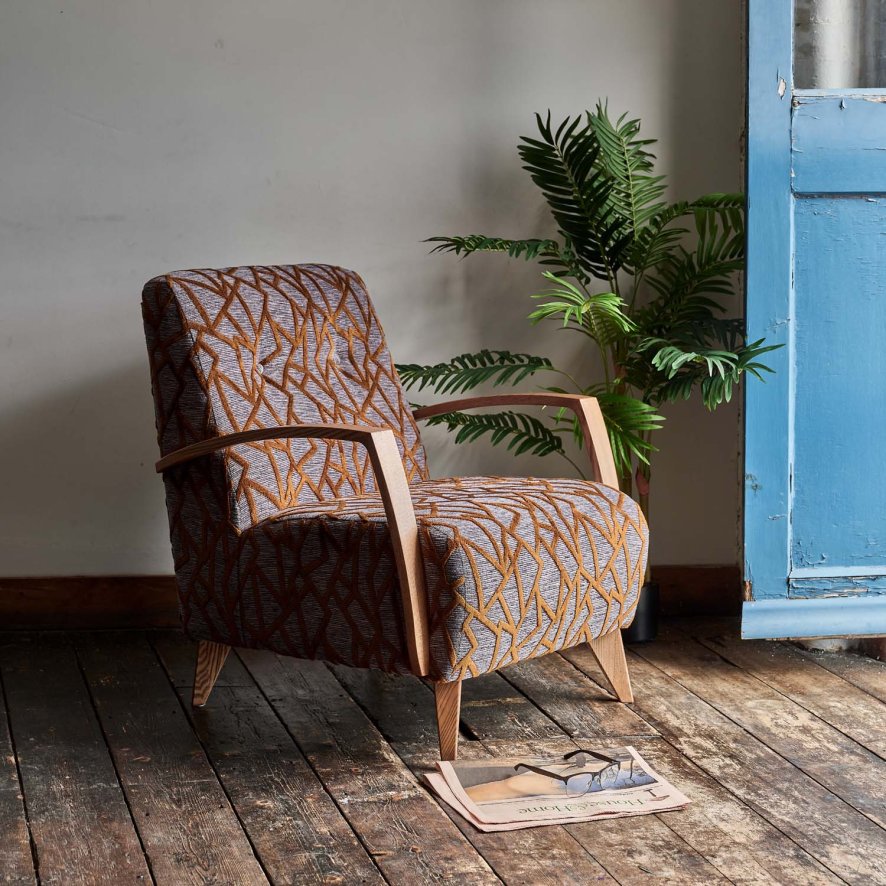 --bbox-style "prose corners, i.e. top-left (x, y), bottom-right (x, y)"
top-left (622, 581), bottom-right (659, 644)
